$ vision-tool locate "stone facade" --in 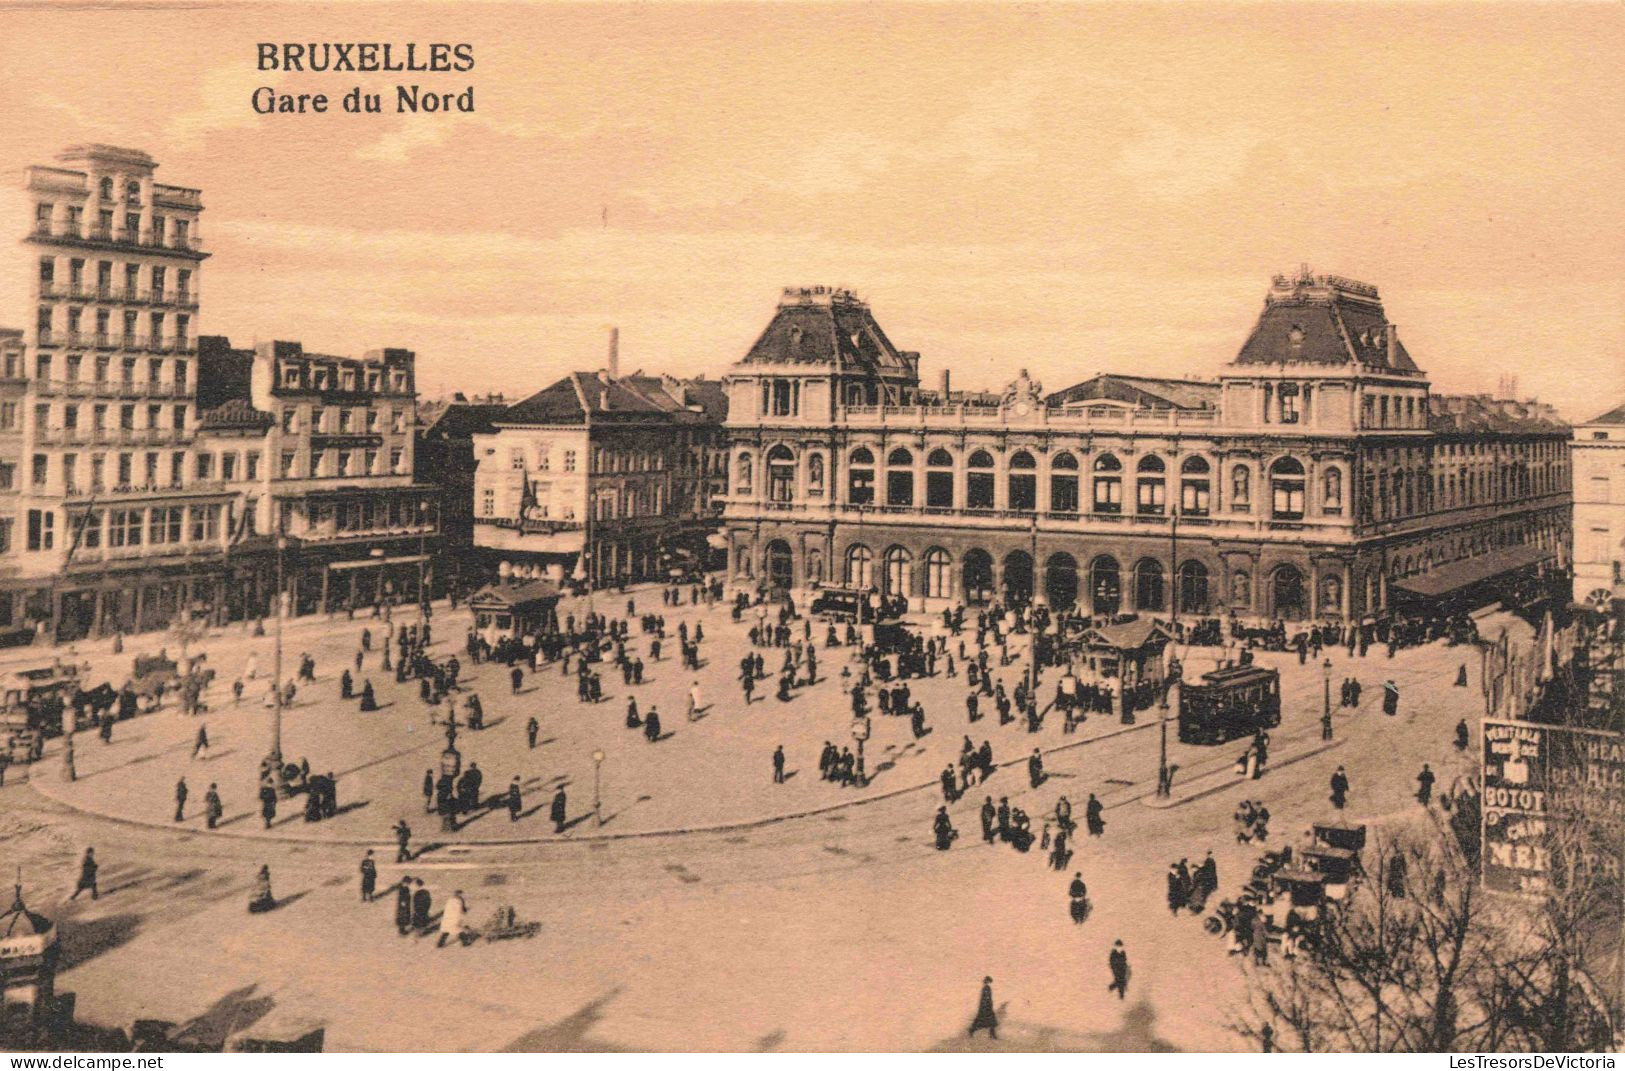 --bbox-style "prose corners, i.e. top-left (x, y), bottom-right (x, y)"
top-left (720, 275), bottom-right (1571, 622)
